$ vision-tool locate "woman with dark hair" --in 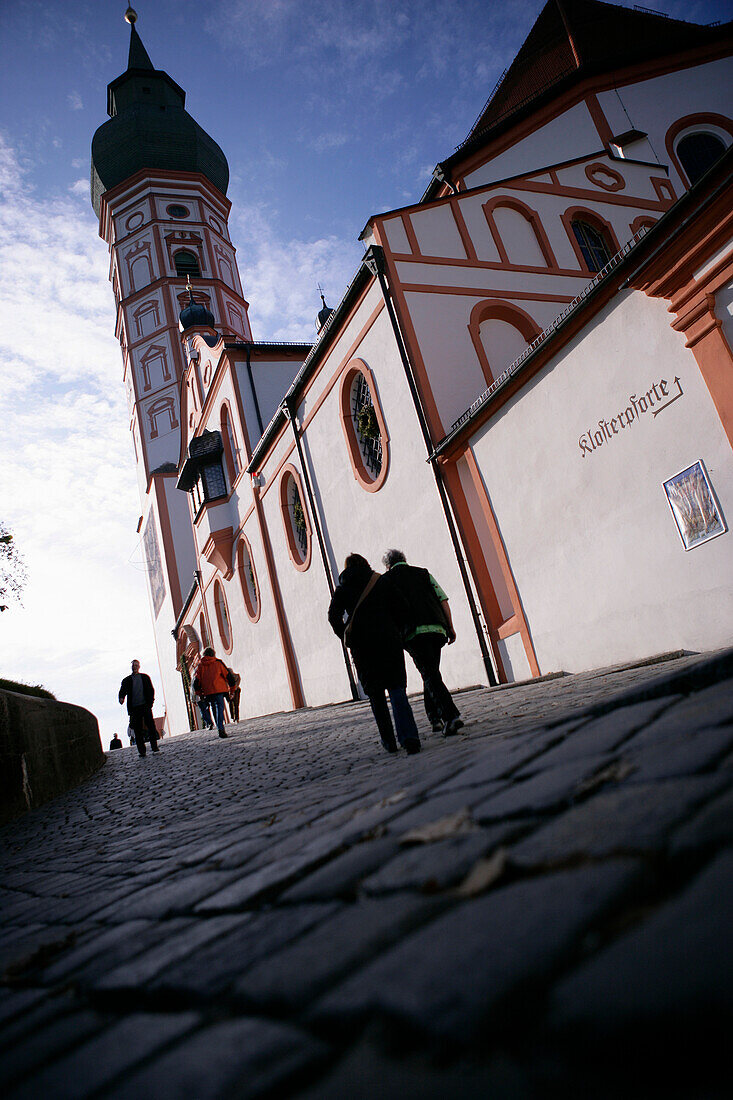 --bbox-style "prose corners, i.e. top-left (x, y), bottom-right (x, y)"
top-left (328, 553), bottom-right (421, 754)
